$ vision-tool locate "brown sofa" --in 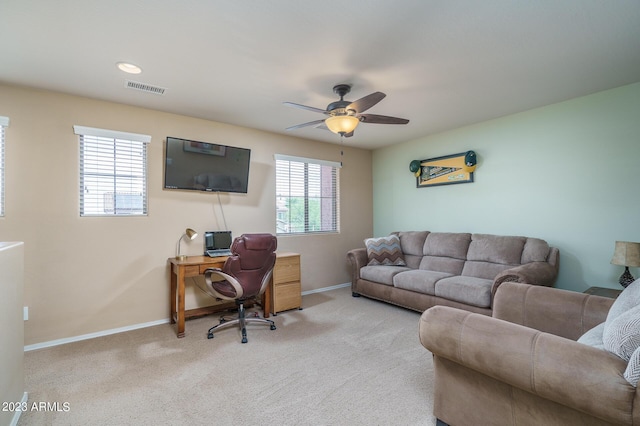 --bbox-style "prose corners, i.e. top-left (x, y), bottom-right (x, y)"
top-left (347, 231), bottom-right (559, 315)
top-left (420, 282), bottom-right (640, 425)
